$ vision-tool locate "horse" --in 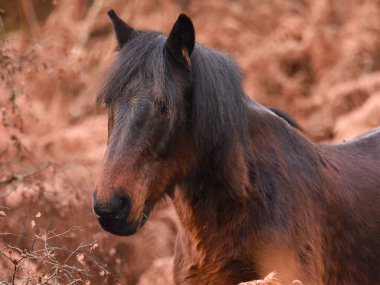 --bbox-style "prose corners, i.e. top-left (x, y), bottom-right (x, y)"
top-left (93, 10), bottom-right (380, 285)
